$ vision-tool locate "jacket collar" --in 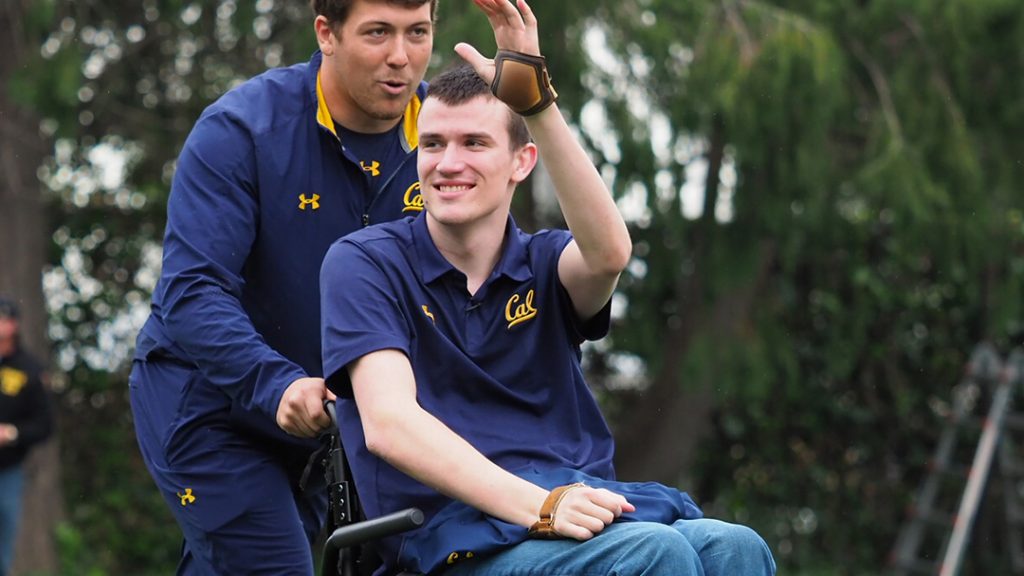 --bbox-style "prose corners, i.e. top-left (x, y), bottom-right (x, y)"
top-left (311, 51), bottom-right (422, 152)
